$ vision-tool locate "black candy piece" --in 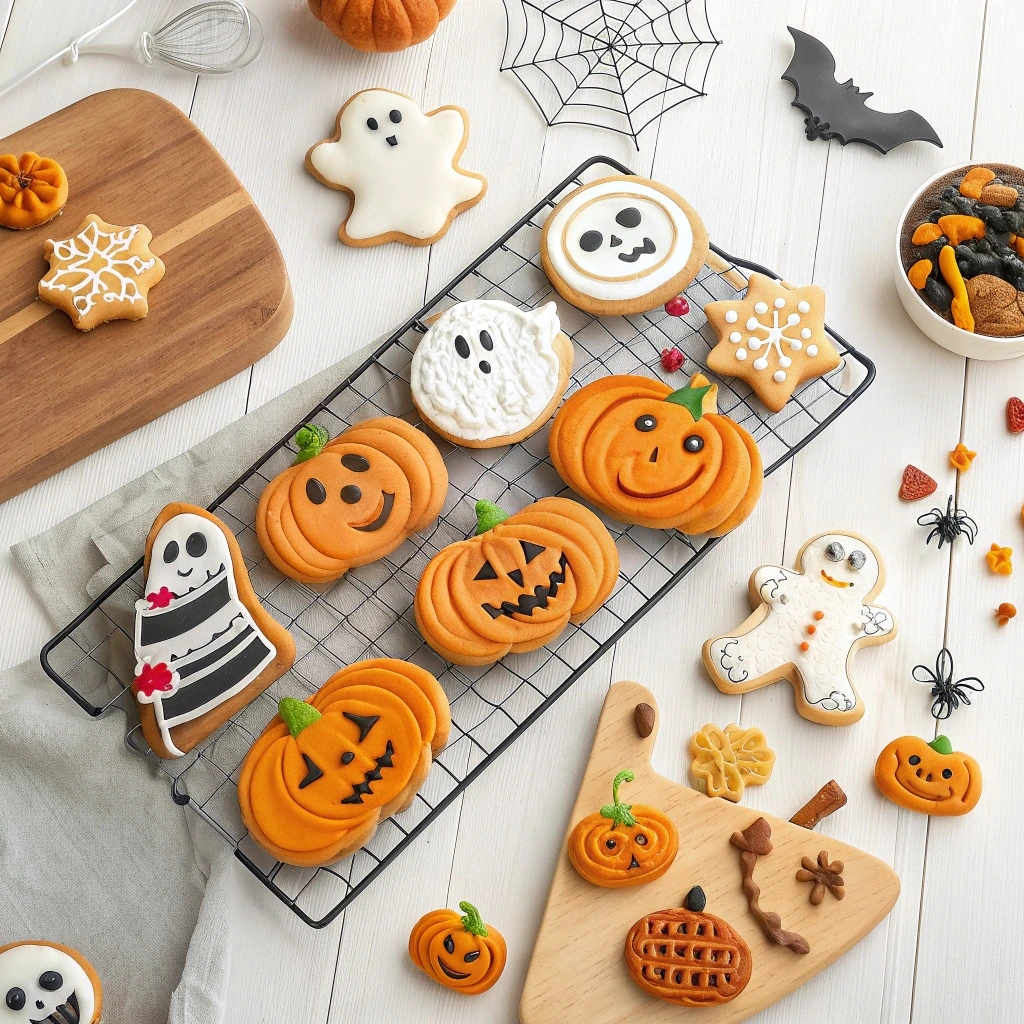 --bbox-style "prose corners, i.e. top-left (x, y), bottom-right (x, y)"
top-left (978, 205), bottom-right (1009, 234)
top-left (685, 885), bottom-right (707, 912)
top-left (924, 275), bottom-right (953, 314)
top-left (1003, 209), bottom-right (1024, 235)
top-left (917, 238), bottom-right (948, 264)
